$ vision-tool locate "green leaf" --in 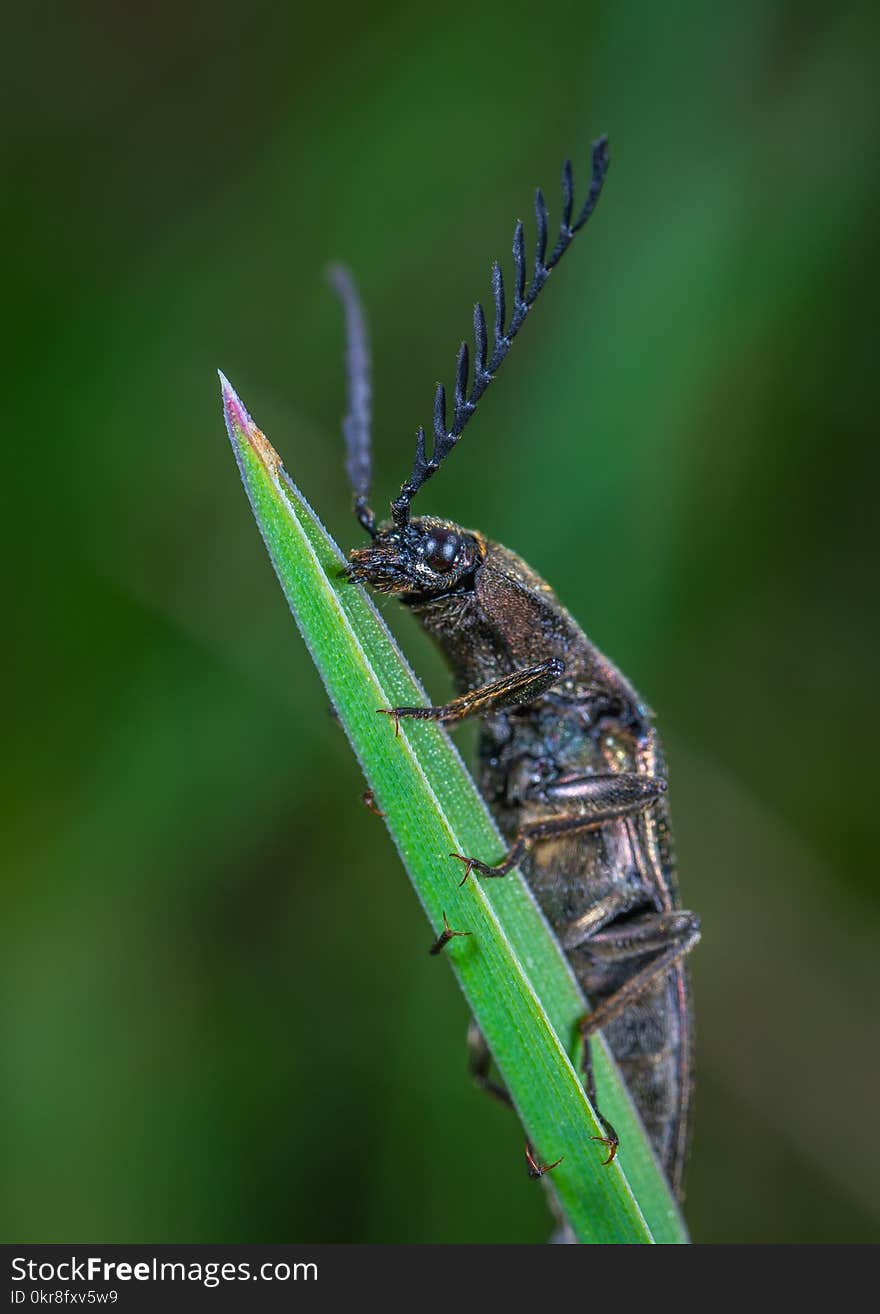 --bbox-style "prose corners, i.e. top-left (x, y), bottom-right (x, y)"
top-left (221, 372), bottom-right (689, 1245)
